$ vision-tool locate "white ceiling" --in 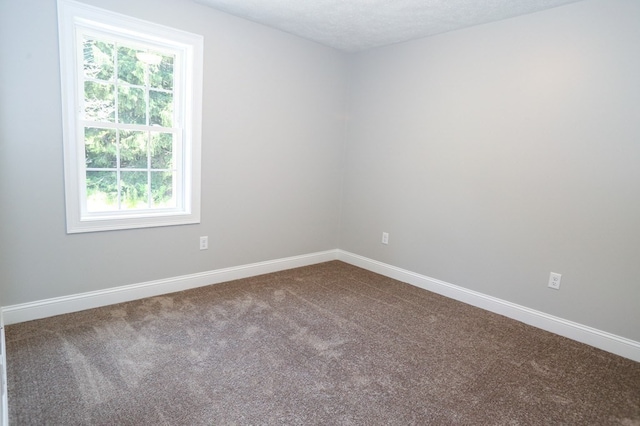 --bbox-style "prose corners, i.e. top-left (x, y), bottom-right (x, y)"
top-left (193, 0), bottom-right (584, 52)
